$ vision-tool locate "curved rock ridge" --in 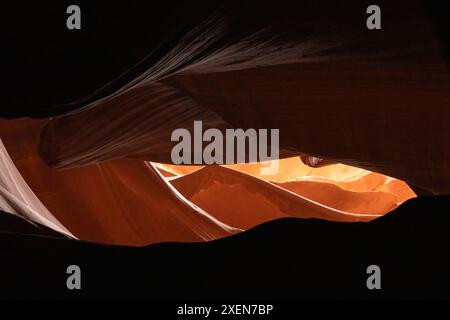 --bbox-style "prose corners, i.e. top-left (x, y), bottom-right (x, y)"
top-left (0, 119), bottom-right (239, 246)
top-left (38, 82), bottom-right (232, 169)
top-left (157, 157), bottom-right (415, 203)
top-left (223, 157), bottom-right (416, 204)
top-left (170, 165), bottom-right (385, 227)
top-left (167, 163), bottom-right (414, 228)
